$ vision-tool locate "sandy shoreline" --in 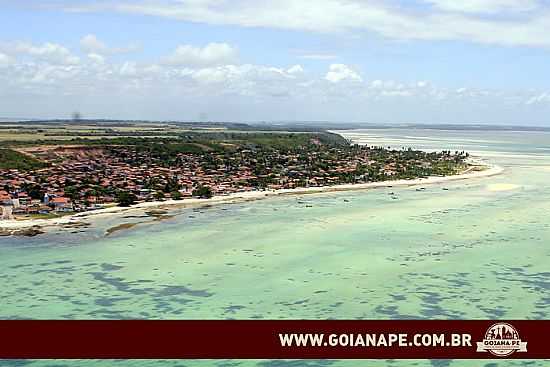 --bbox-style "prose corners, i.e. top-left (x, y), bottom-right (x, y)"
top-left (0, 162), bottom-right (503, 234)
